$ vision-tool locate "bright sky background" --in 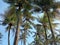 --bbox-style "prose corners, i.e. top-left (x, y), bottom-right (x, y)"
top-left (0, 0), bottom-right (9, 14)
top-left (0, 0), bottom-right (60, 45)
top-left (0, 0), bottom-right (9, 45)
